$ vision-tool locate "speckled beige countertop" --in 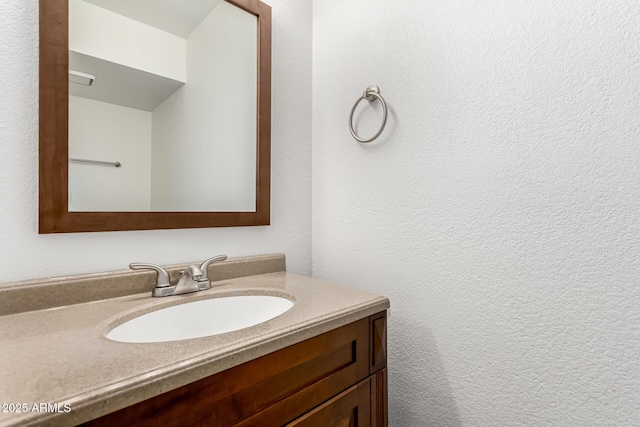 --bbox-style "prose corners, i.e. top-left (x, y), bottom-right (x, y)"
top-left (0, 255), bottom-right (389, 427)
